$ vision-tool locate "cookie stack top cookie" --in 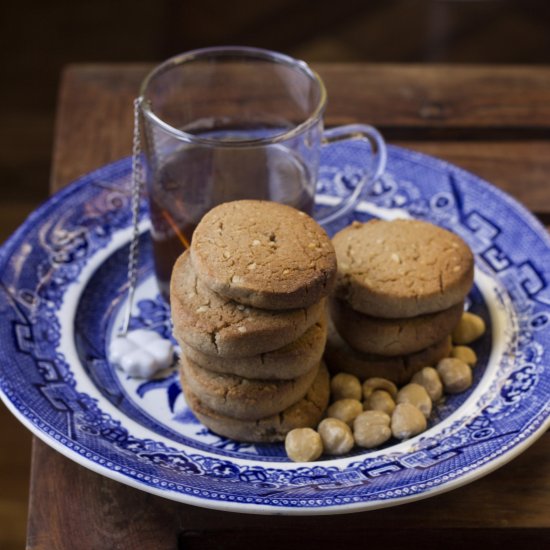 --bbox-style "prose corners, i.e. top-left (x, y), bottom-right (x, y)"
top-left (332, 219), bottom-right (474, 318)
top-left (190, 200), bottom-right (337, 310)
